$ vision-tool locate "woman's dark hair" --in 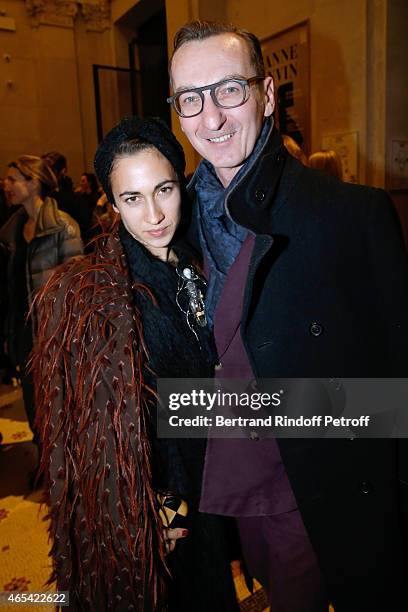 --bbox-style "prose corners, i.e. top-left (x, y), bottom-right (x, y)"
top-left (9, 155), bottom-right (58, 198)
top-left (112, 139), bottom-right (156, 176)
top-left (94, 117), bottom-right (186, 205)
